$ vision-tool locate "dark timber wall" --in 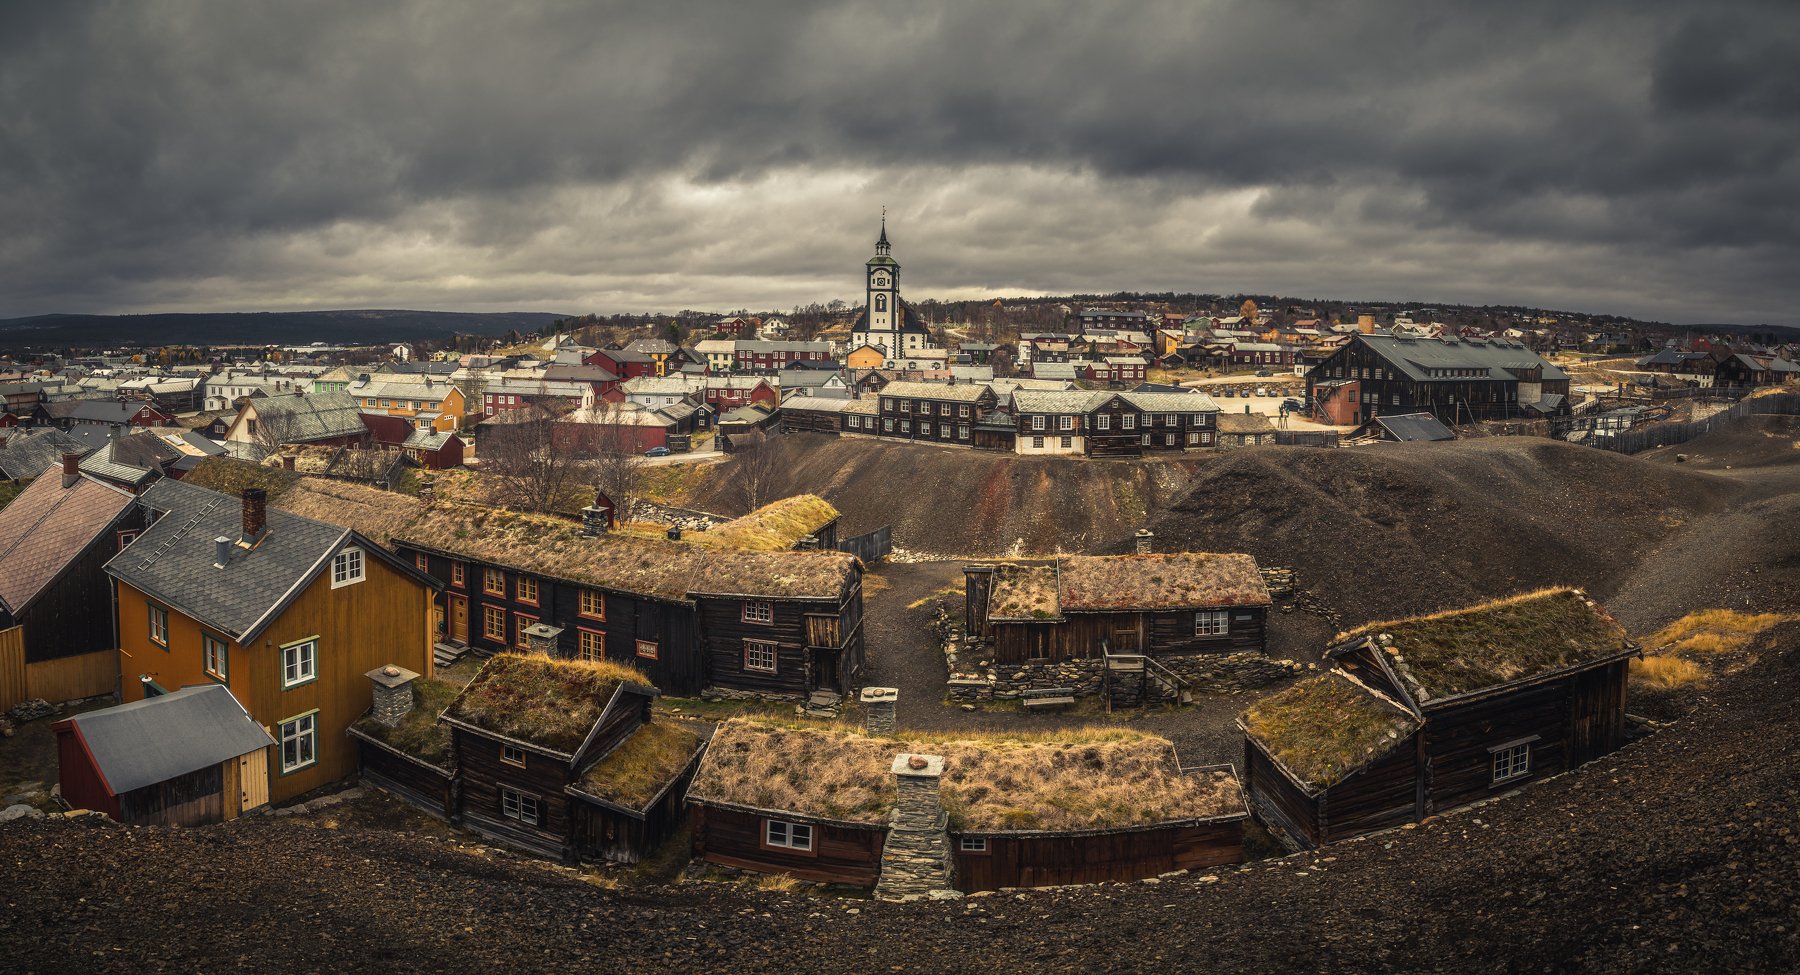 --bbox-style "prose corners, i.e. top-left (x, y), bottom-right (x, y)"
top-left (690, 805), bottom-right (884, 886)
